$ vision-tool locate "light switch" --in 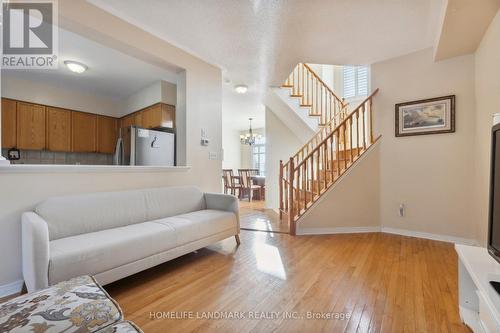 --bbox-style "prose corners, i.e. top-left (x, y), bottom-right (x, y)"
top-left (209, 151), bottom-right (217, 160)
